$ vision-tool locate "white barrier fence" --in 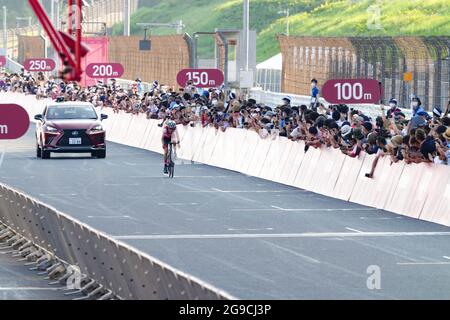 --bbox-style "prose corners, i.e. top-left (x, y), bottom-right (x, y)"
top-left (101, 98), bottom-right (448, 227)
top-left (2, 92), bottom-right (450, 228)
